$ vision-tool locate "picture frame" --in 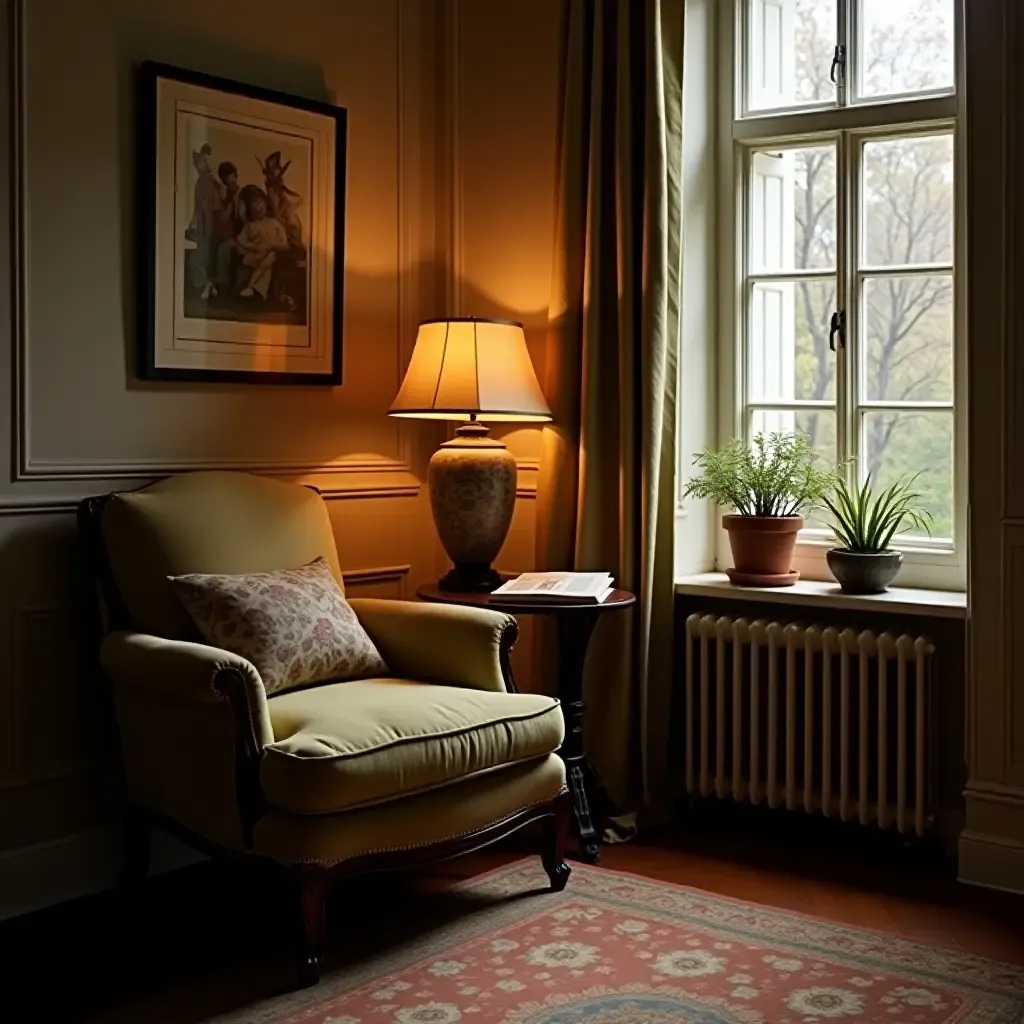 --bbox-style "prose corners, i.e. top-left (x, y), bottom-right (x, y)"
top-left (137, 61), bottom-right (346, 385)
